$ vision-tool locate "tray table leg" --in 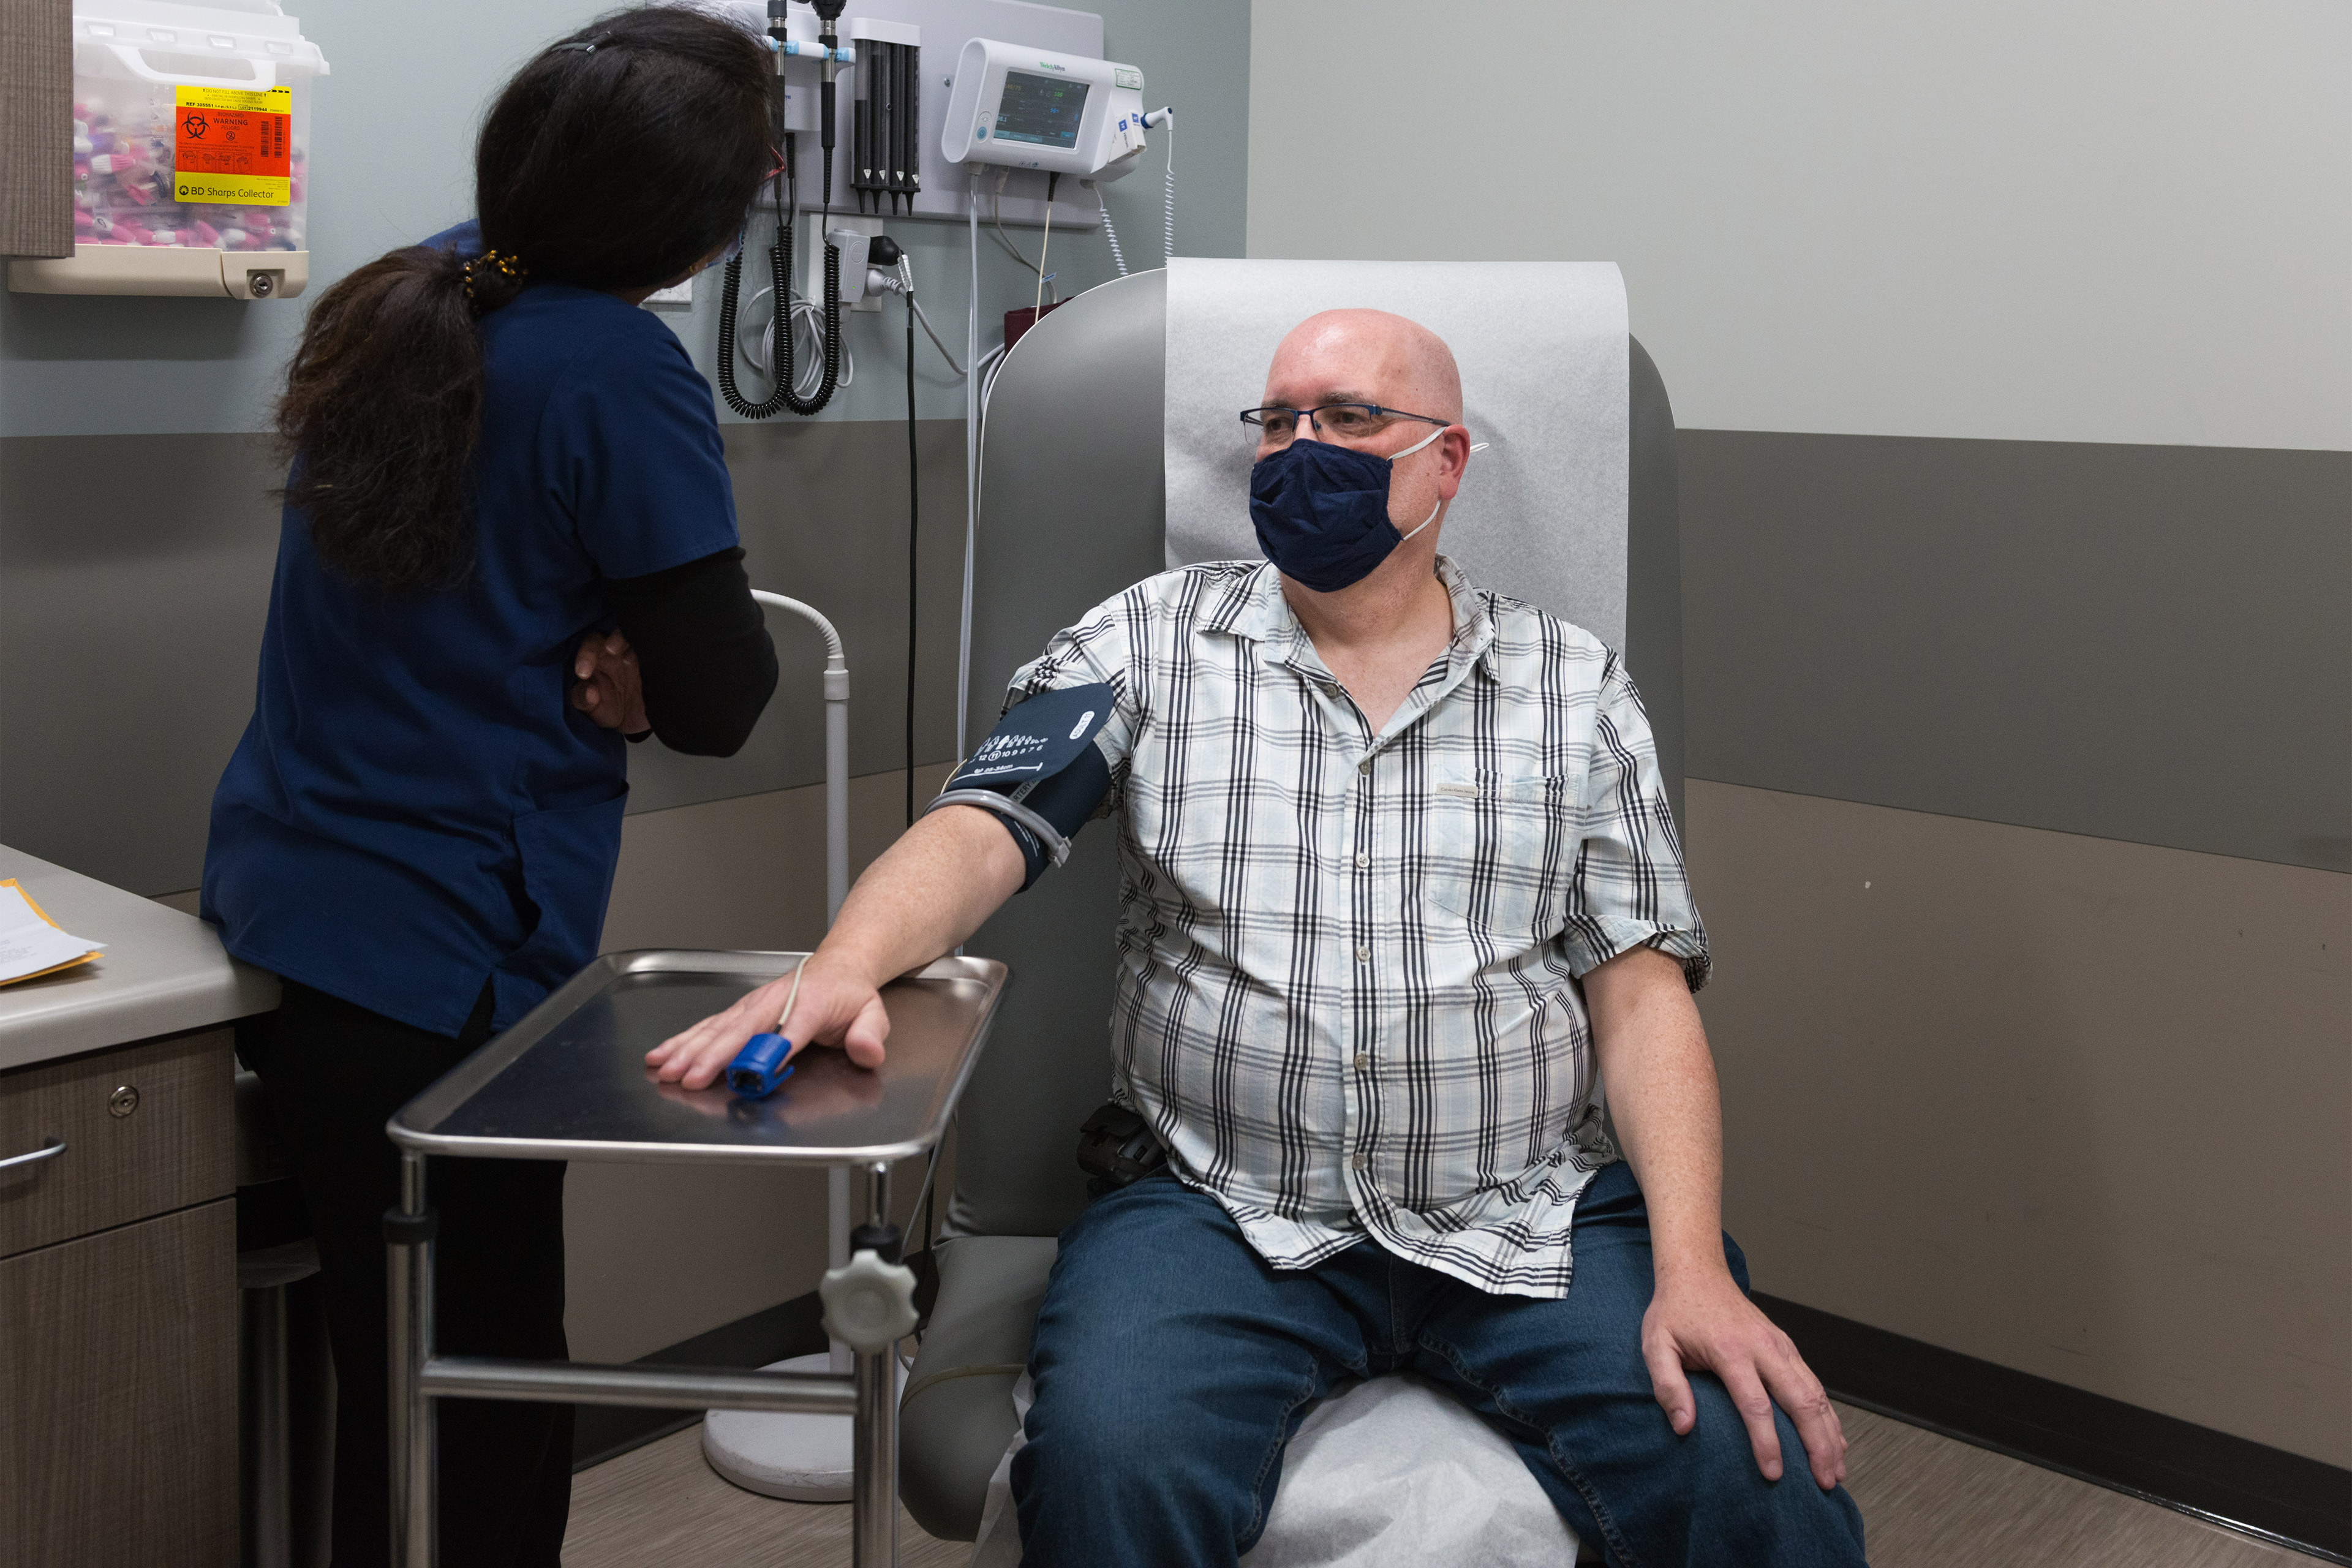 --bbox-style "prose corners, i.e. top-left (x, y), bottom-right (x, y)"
top-left (387, 1149), bottom-right (438, 1568)
top-left (852, 1160), bottom-right (899, 1568)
